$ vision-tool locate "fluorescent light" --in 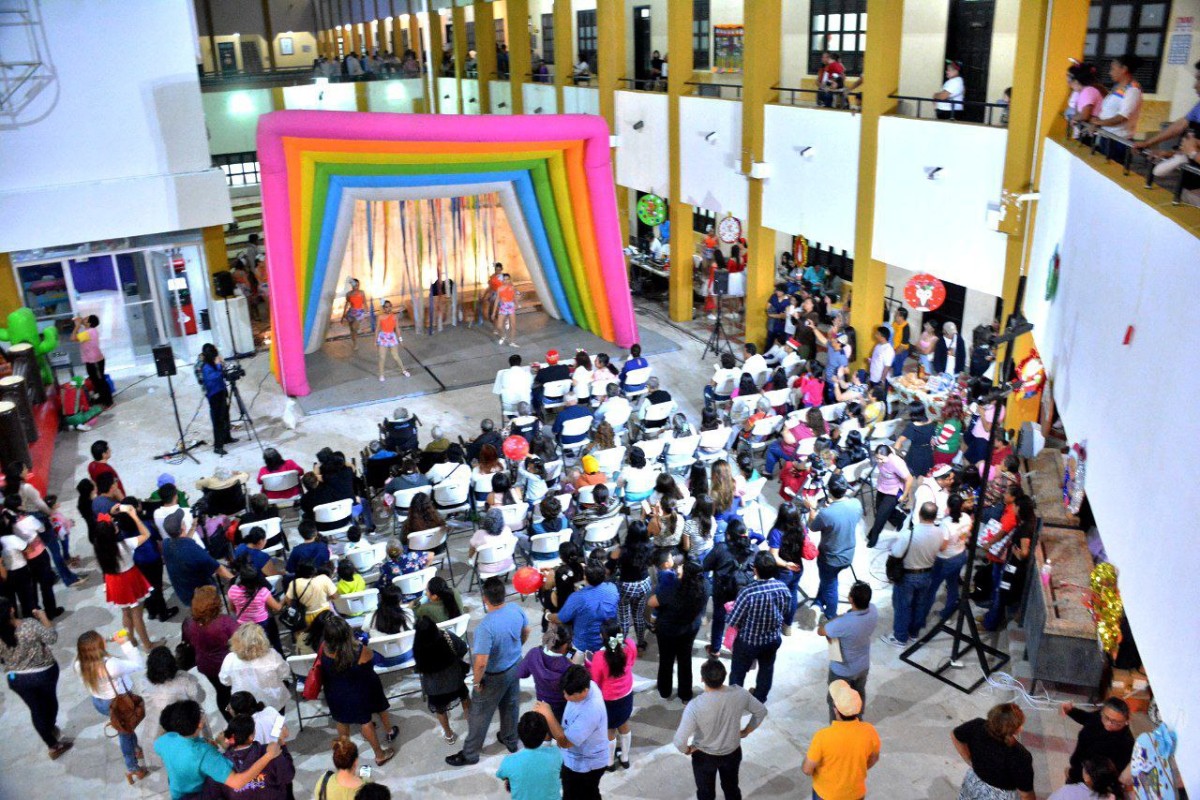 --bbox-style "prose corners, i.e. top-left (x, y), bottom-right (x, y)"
top-left (229, 92), bottom-right (255, 114)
